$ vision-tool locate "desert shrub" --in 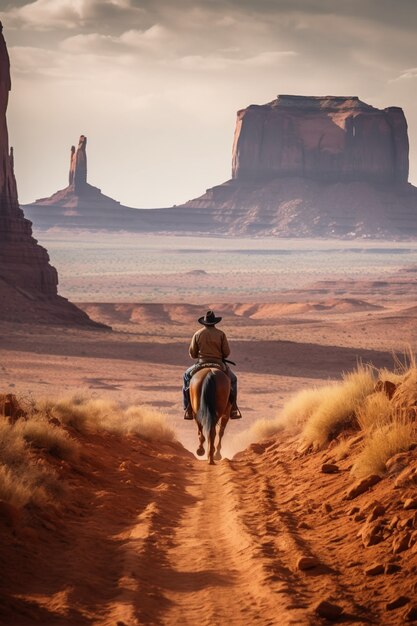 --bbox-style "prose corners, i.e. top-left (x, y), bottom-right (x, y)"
top-left (14, 415), bottom-right (80, 461)
top-left (352, 414), bottom-right (416, 478)
top-left (0, 465), bottom-right (34, 507)
top-left (105, 405), bottom-right (176, 441)
top-left (0, 415), bottom-right (63, 508)
top-left (331, 435), bottom-right (364, 461)
top-left (300, 365), bottom-right (375, 450)
top-left (356, 391), bottom-right (393, 431)
top-left (43, 394), bottom-right (176, 442)
top-left (280, 385), bottom-right (335, 428)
